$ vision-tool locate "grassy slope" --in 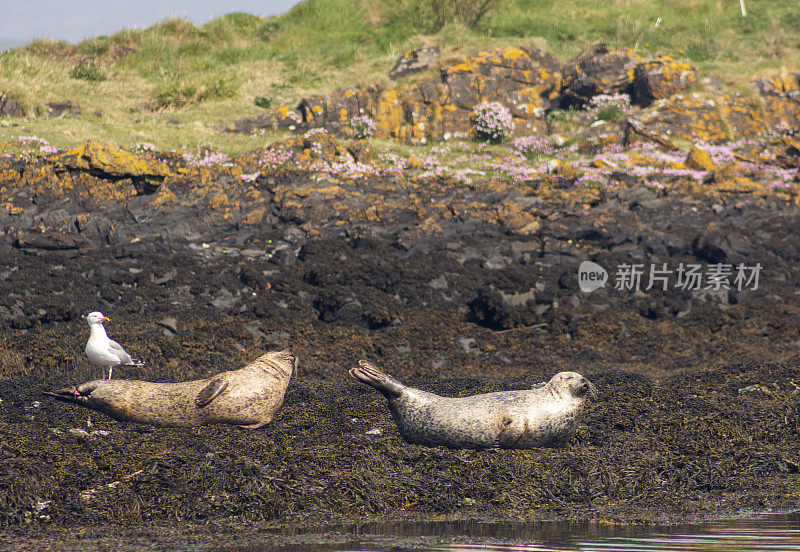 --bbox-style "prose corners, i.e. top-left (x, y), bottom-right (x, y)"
top-left (0, 0), bottom-right (798, 154)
